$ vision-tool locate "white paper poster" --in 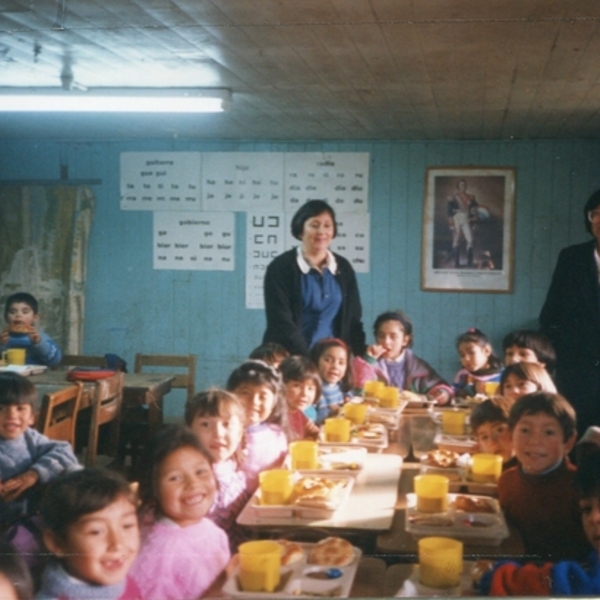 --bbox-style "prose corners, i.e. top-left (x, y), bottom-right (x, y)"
top-left (153, 212), bottom-right (234, 270)
top-left (283, 213), bottom-right (370, 273)
top-left (245, 212), bottom-right (285, 309)
top-left (283, 153), bottom-right (370, 213)
top-left (120, 152), bottom-right (202, 211)
top-left (203, 152), bottom-right (284, 212)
